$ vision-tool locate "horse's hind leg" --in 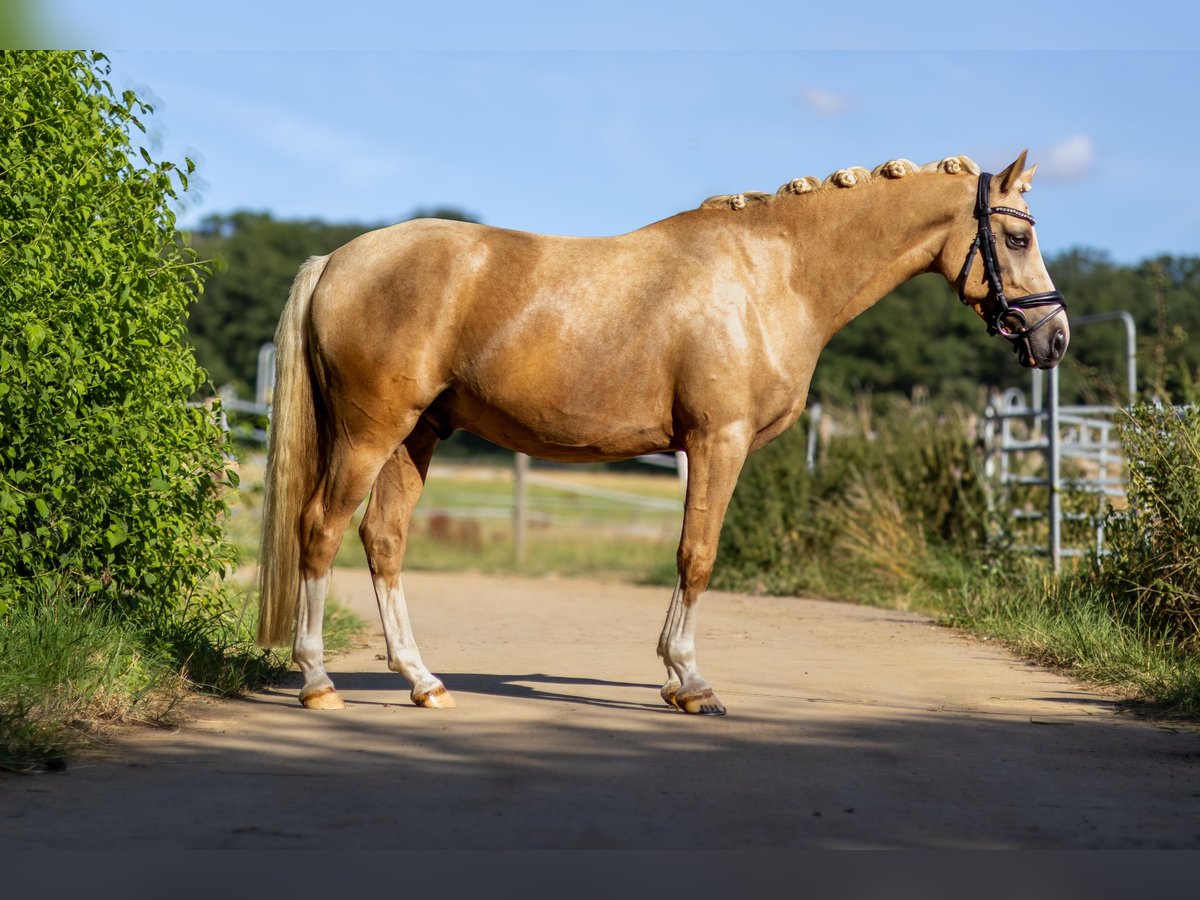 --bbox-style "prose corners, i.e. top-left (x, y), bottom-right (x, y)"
top-left (294, 435), bottom-right (397, 710)
top-left (657, 425), bottom-right (751, 716)
top-left (358, 419), bottom-right (456, 709)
